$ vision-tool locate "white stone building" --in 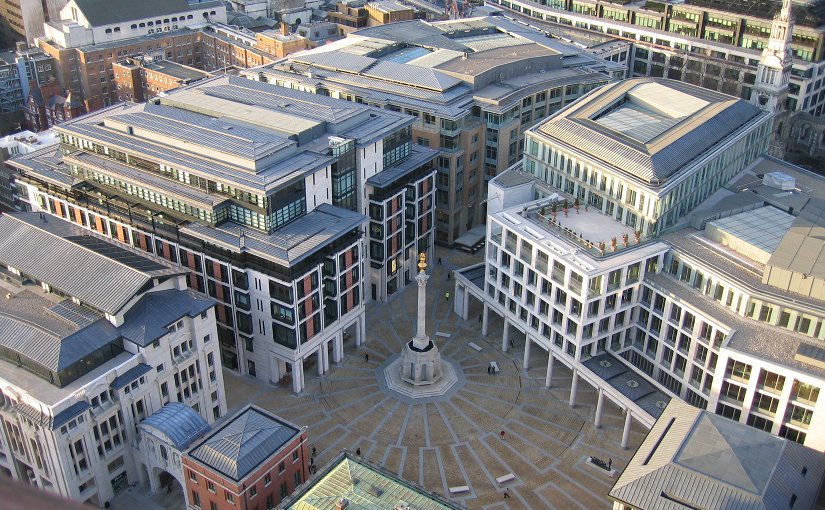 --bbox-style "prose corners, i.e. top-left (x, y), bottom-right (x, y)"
top-left (454, 77), bottom-right (825, 452)
top-left (0, 212), bottom-right (226, 507)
